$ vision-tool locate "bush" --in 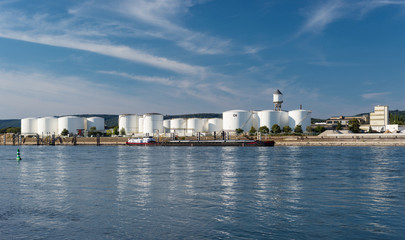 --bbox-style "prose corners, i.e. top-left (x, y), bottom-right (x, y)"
top-left (61, 128), bottom-right (69, 136)
top-left (120, 128), bottom-right (126, 136)
top-left (271, 124), bottom-right (281, 134)
top-left (258, 126), bottom-right (270, 134)
top-left (294, 125), bottom-right (303, 133)
top-left (249, 126), bottom-right (257, 136)
top-left (235, 128), bottom-right (244, 135)
top-left (283, 126), bottom-right (292, 133)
